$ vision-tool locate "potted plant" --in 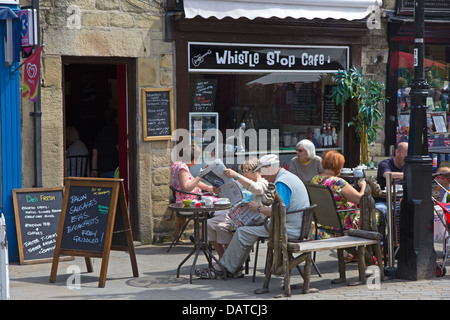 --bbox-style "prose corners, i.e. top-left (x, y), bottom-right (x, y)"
top-left (331, 66), bottom-right (388, 165)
